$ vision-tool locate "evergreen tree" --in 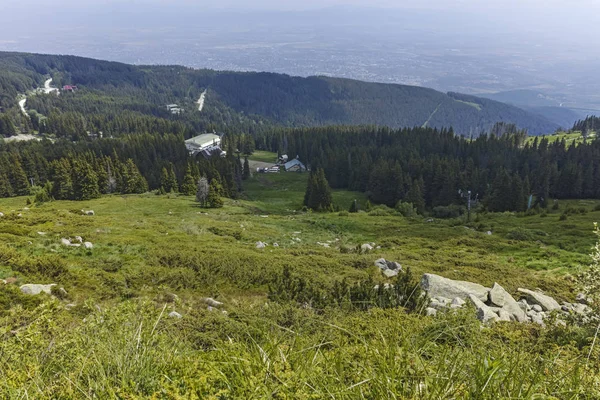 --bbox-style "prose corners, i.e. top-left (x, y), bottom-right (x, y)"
top-left (405, 178), bottom-right (425, 214)
top-left (304, 168), bottom-right (333, 211)
top-left (243, 156), bottom-right (250, 180)
top-left (51, 159), bottom-right (74, 200)
top-left (180, 164), bottom-right (197, 195)
top-left (72, 159), bottom-right (100, 200)
top-left (9, 155), bottom-right (30, 196)
top-left (208, 178), bottom-right (224, 208)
